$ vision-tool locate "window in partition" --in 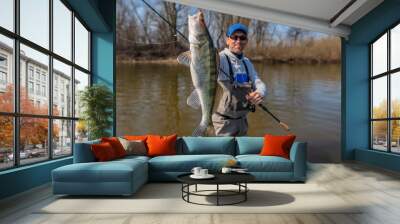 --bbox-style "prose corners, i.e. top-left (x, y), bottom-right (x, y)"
top-left (53, 0), bottom-right (72, 60)
top-left (0, 0), bottom-right (92, 169)
top-left (0, 34), bottom-right (13, 112)
top-left (370, 23), bottom-right (400, 153)
top-left (20, 0), bottom-right (49, 49)
top-left (0, 116), bottom-right (14, 170)
top-left (74, 18), bottom-right (89, 70)
top-left (0, 0), bottom-right (14, 32)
